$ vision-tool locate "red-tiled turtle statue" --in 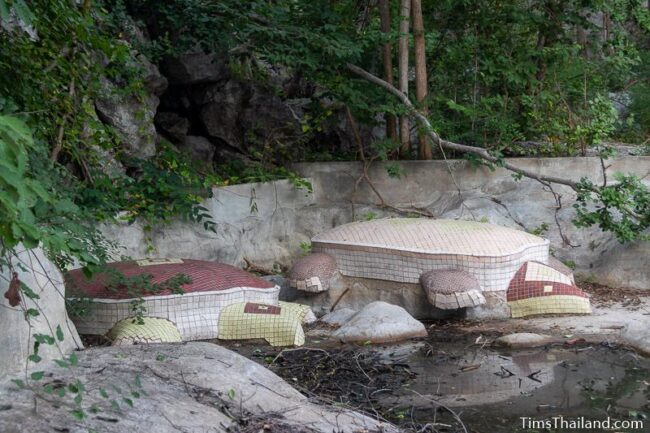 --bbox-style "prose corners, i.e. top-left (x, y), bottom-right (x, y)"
top-left (67, 258), bottom-right (292, 342)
